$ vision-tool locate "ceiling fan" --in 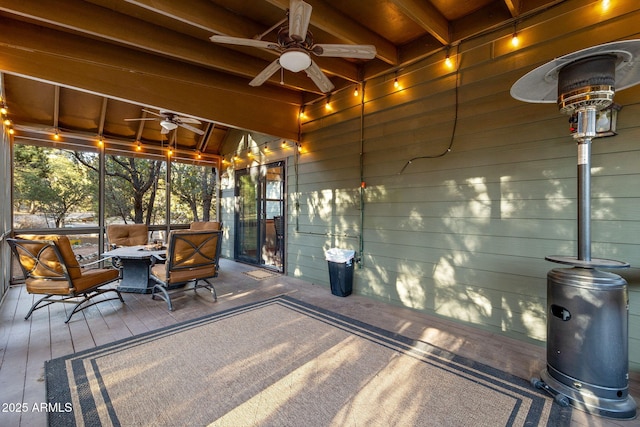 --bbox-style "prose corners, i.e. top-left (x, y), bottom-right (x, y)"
top-left (209, 0), bottom-right (376, 93)
top-left (125, 109), bottom-right (204, 135)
